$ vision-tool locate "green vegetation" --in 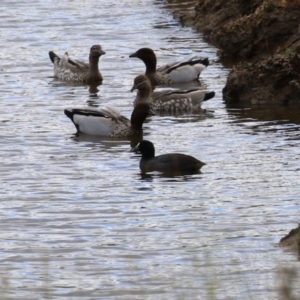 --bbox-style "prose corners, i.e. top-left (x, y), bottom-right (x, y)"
top-left (284, 47), bottom-right (297, 57)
